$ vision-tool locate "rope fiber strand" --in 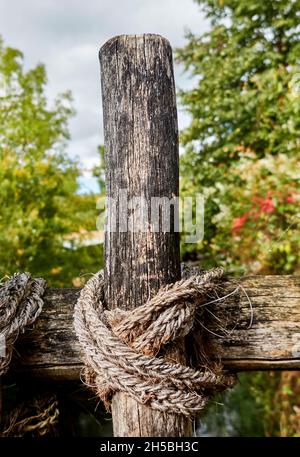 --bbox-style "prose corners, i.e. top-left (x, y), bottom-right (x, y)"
top-left (74, 267), bottom-right (237, 417)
